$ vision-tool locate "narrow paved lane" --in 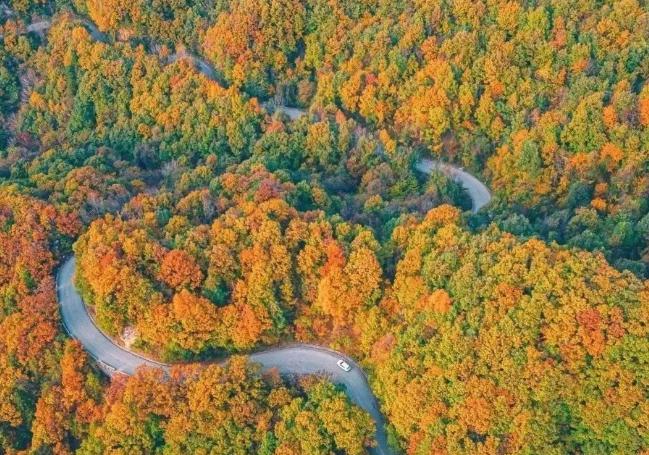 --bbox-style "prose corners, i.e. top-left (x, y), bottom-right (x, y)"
top-left (57, 257), bottom-right (167, 374)
top-left (416, 159), bottom-right (491, 212)
top-left (25, 20), bottom-right (50, 33)
top-left (0, 19), bottom-right (50, 38)
top-left (57, 256), bottom-right (392, 455)
top-left (3, 12), bottom-right (492, 216)
top-left (266, 106), bottom-right (491, 211)
top-left (168, 50), bottom-right (218, 81)
top-left (264, 103), bottom-right (308, 121)
top-left (29, 13), bottom-right (493, 455)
